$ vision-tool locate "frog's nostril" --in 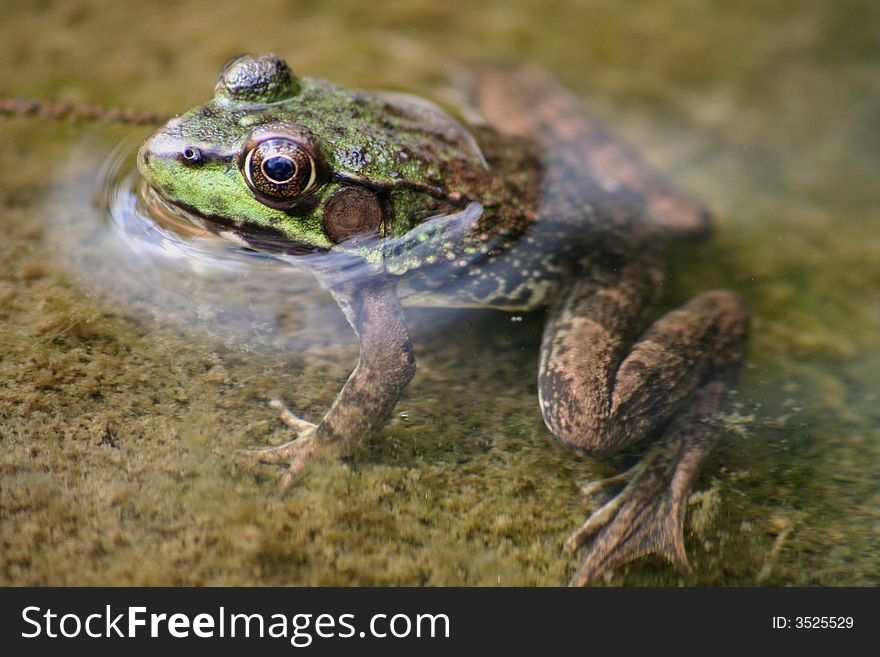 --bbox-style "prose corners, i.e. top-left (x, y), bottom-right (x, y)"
top-left (181, 146), bottom-right (202, 163)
